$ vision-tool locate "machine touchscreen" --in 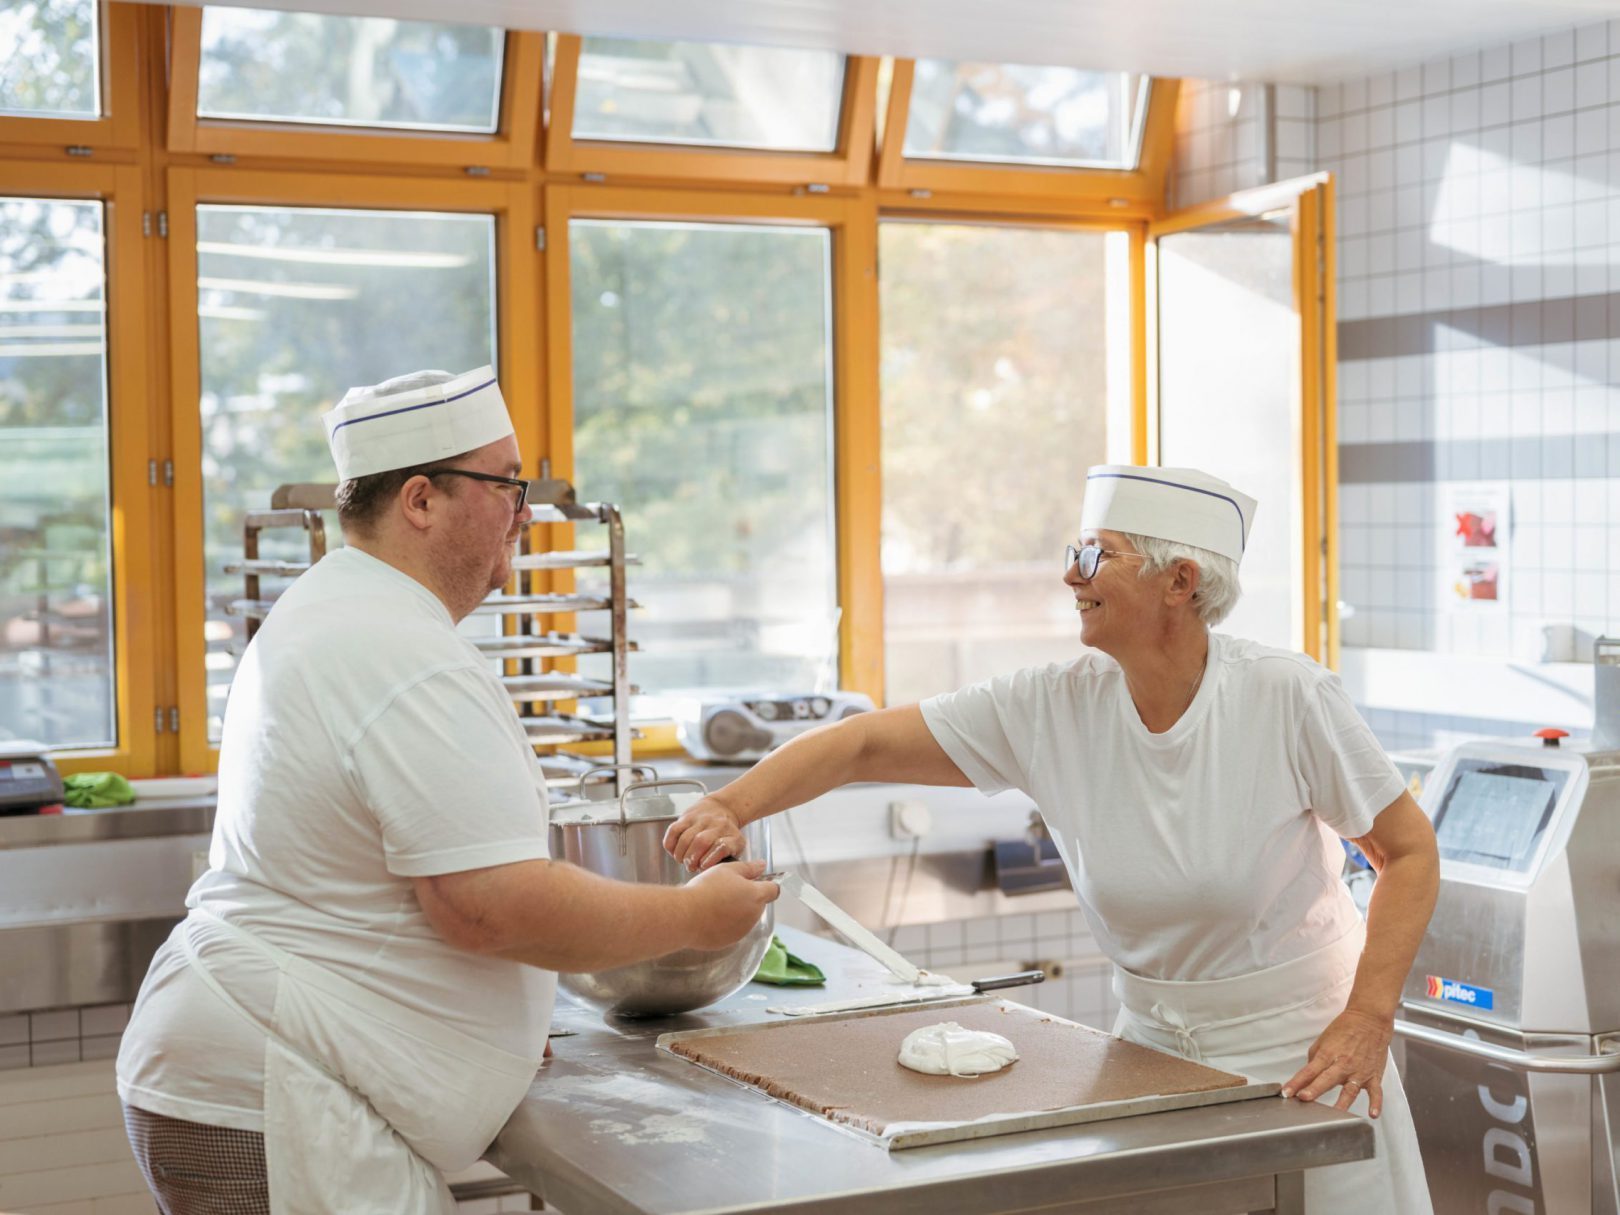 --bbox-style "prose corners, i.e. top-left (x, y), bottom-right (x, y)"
top-left (1430, 759), bottom-right (1568, 873)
